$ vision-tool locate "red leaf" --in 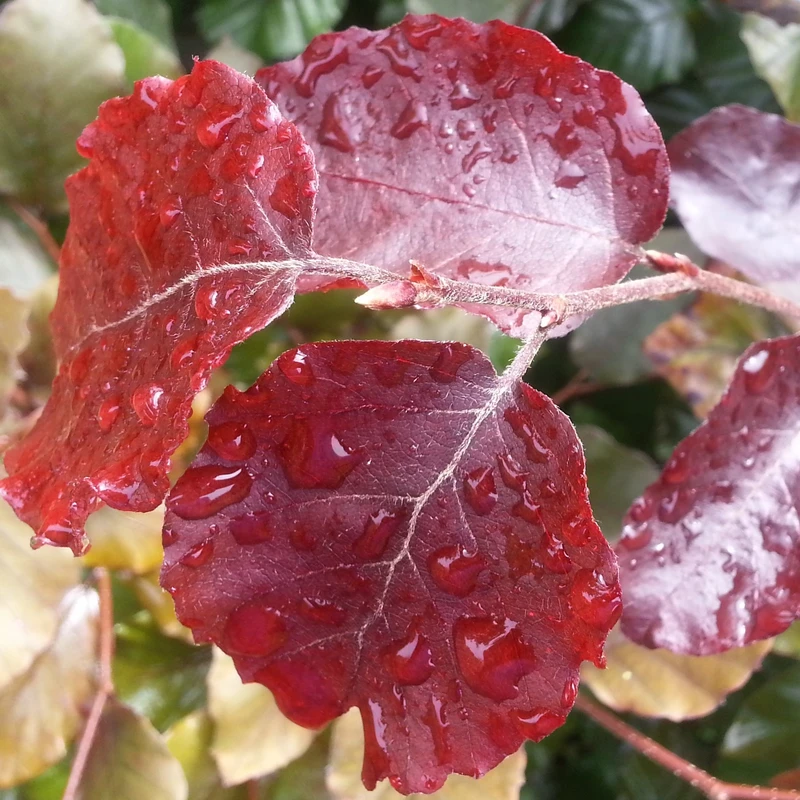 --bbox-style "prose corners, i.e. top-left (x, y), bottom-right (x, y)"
top-left (0, 60), bottom-right (317, 555)
top-left (256, 15), bottom-right (669, 336)
top-left (618, 334), bottom-right (800, 655)
top-left (161, 340), bottom-right (620, 794)
top-left (669, 105), bottom-right (800, 294)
